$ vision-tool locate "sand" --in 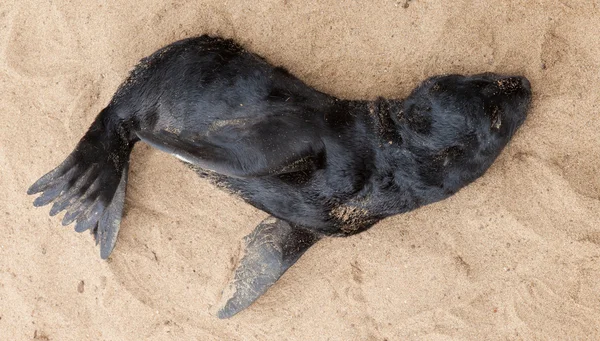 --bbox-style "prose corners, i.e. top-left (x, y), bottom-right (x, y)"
top-left (1, 0), bottom-right (599, 340)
